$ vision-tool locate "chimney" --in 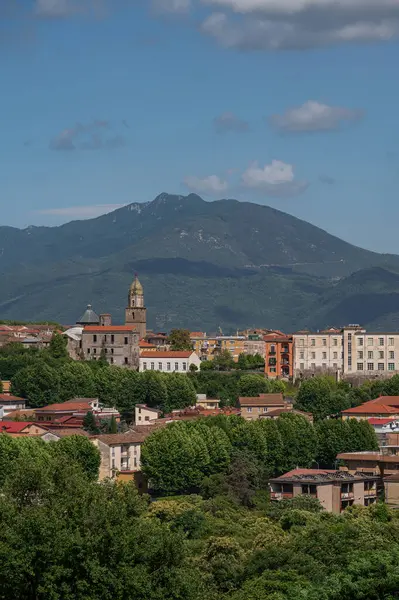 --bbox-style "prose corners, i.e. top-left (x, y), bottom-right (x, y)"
top-left (99, 314), bottom-right (112, 327)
